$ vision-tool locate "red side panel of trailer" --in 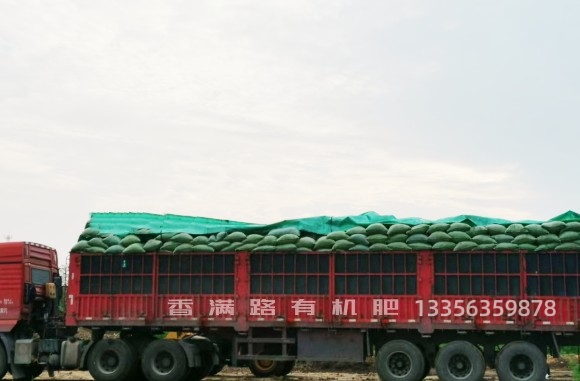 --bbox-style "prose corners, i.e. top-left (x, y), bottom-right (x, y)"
top-left (66, 249), bottom-right (580, 332)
